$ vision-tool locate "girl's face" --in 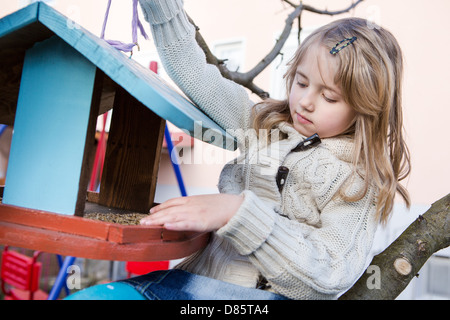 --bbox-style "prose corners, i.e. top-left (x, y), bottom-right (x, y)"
top-left (288, 44), bottom-right (356, 139)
